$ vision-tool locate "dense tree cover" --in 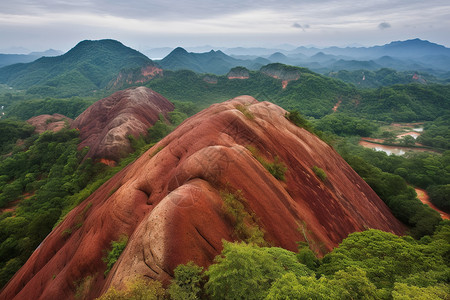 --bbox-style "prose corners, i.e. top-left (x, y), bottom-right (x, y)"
top-left (0, 129), bottom-right (101, 287)
top-left (0, 91), bottom-right (26, 111)
top-left (168, 262), bottom-right (206, 300)
top-left (314, 113), bottom-right (379, 136)
top-left (343, 83), bottom-right (450, 122)
top-left (0, 119), bottom-right (34, 154)
top-left (205, 242), bottom-right (314, 300)
top-left (336, 144), bottom-right (444, 238)
top-left (0, 39), bottom-right (154, 97)
top-left (100, 225), bottom-right (450, 299)
top-left (427, 185), bottom-right (450, 213)
top-left (5, 97), bottom-right (95, 119)
top-left (146, 67), bottom-right (356, 119)
top-left (335, 139), bottom-right (450, 214)
top-left (418, 115), bottom-right (450, 150)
